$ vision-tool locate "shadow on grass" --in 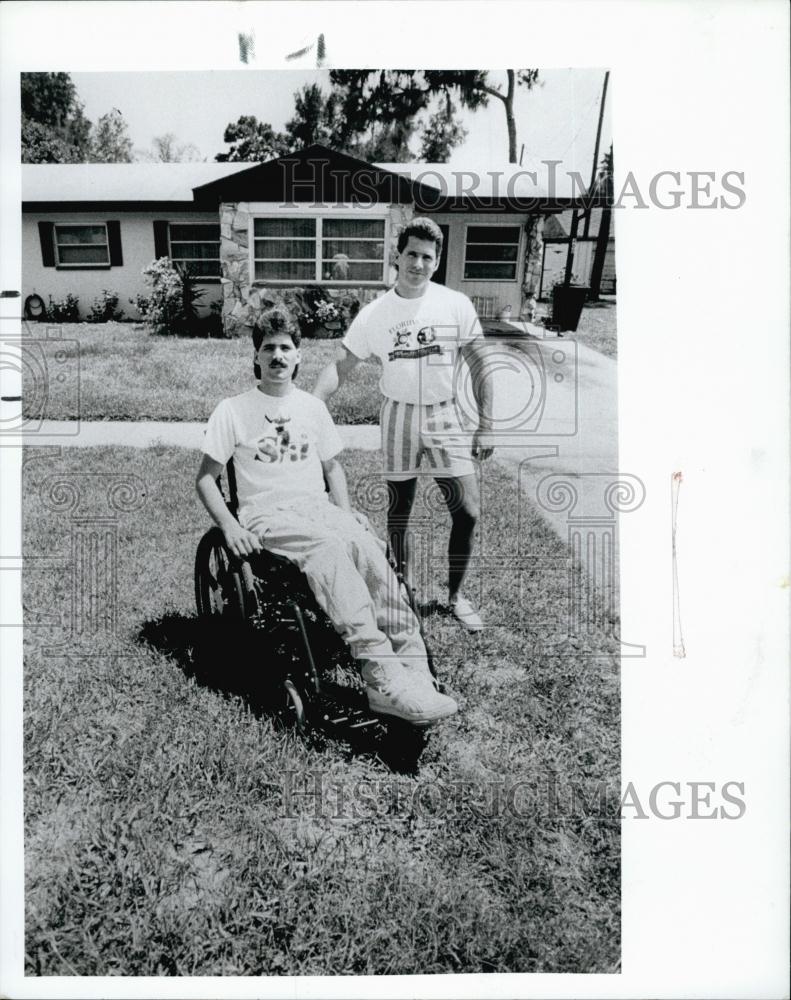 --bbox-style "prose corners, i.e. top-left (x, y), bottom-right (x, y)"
top-left (136, 613), bottom-right (430, 775)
